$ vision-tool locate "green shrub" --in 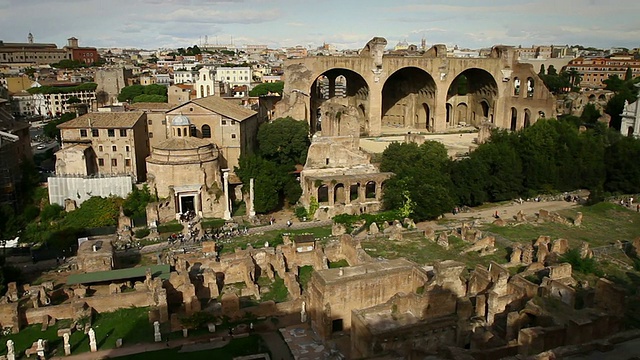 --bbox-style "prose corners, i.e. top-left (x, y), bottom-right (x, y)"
top-left (294, 206), bottom-right (308, 221)
top-left (134, 228), bottom-right (150, 239)
top-left (561, 248), bottom-right (603, 276)
top-left (157, 221), bottom-right (184, 233)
